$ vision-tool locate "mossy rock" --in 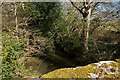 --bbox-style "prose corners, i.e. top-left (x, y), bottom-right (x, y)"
top-left (101, 63), bottom-right (109, 68)
top-left (42, 60), bottom-right (120, 79)
top-left (116, 59), bottom-right (120, 63)
top-left (111, 61), bottom-right (119, 68)
top-left (42, 64), bottom-right (99, 78)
